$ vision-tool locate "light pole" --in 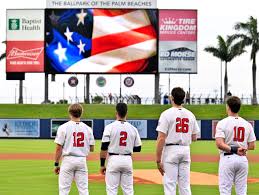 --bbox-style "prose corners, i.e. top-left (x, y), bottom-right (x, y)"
top-left (85, 74), bottom-right (90, 104)
top-left (14, 86), bottom-right (17, 104)
top-left (23, 86), bottom-right (27, 104)
top-left (75, 85), bottom-right (78, 103)
top-left (18, 80), bottom-right (23, 104)
top-left (119, 74), bottom-right (122, 102)
top-left (44, 73), bottom-right (49, 103)
top-left (17, 85), bottom-right (27, 104)
top-left (220, 60), bottom-right (223, 103)
top-left (168, 73), bottom-right (171, 95)
top-left (188, 73), bottom-right (191, 96)
top-left (84, 75), bottom-right (86, 103)
top-left (63, 82), bottom-right (65, 102)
